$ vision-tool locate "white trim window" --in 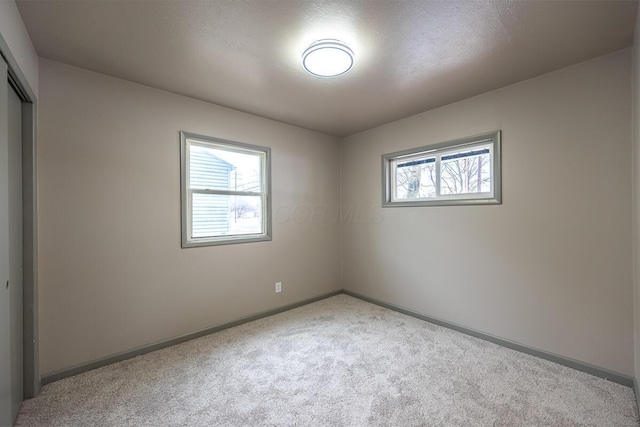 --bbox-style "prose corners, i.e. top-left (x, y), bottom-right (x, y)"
top-left (382, 131), bottom-right (501, 207)
top-left (180, 132), bottom-right (272, 247)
